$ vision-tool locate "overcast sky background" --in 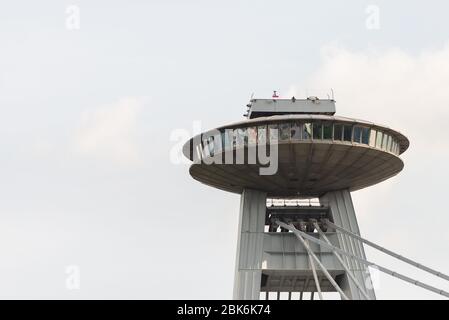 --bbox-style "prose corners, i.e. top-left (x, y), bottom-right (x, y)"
top-left (0, 0), bottom-right (449, 299)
